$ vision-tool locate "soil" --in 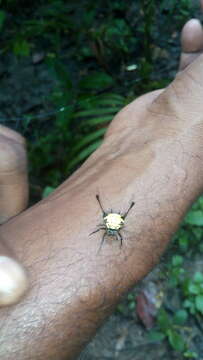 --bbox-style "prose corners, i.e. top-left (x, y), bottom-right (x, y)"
top-left (0, 53), bottom-right (56, 131)
top-left (79, 256), bottom-right (203, 360)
